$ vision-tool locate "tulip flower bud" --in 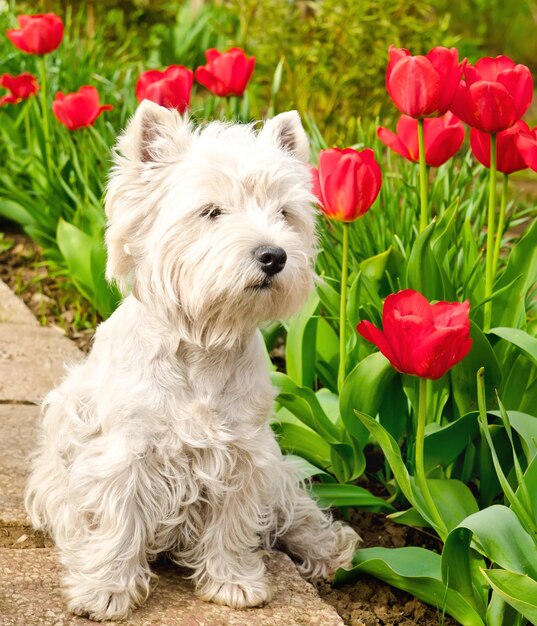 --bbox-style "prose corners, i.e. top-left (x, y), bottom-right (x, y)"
top-left (357, 289), bottom-right (472, 380)
top-left (136, 66), bottom-right (194, 114)
top-left (0, 73), bottom-right (38, 106)
top-left (311, 148), bottom-right (382, 222)
top-left (7, 13), bottom-right (64, 55)
top-left (52, 86), bottom-right (113, 131)
top-left (195, 48), bottom-right (255, 98)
